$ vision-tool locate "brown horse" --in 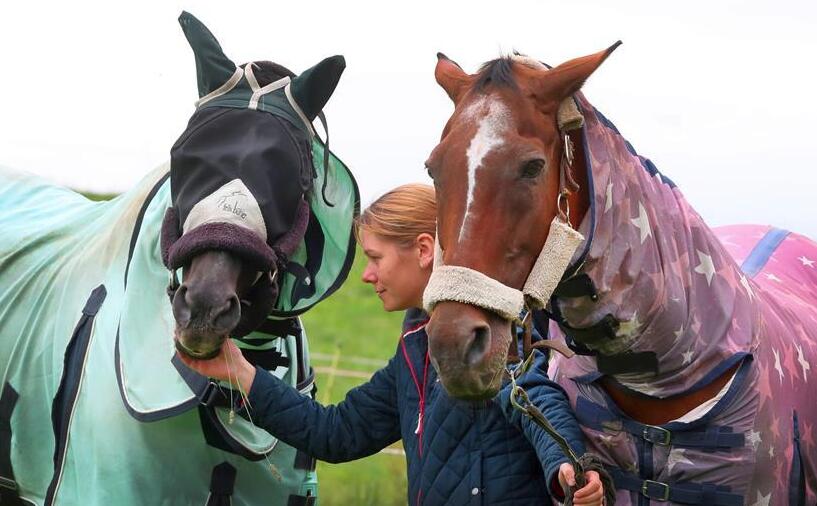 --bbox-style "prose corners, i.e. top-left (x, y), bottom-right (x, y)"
top-left (424, 45), bottom-right (817, 504)
top-left (424, 47), bottom-right (603, 398)
top-left (424, 43), bottom-right (727, 416)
